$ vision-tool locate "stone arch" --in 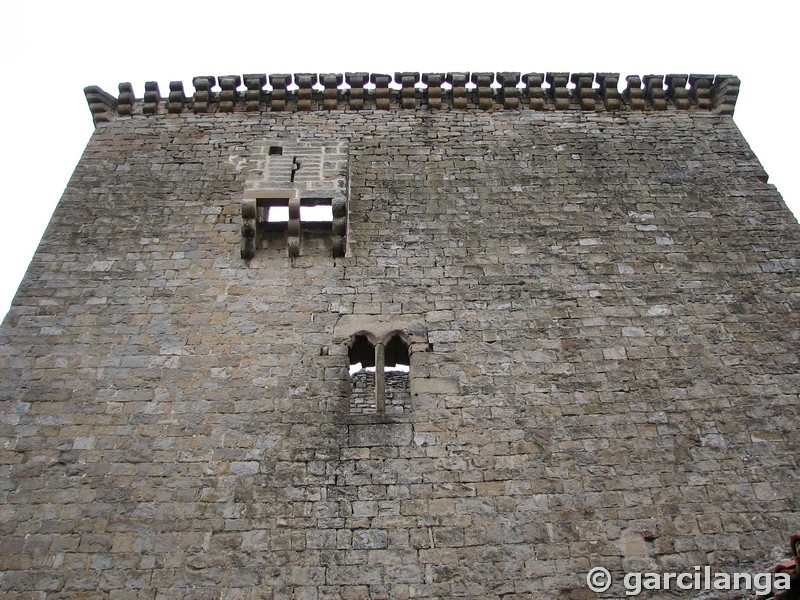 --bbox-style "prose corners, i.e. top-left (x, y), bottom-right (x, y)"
top-left (382, 330), bottom-right (411, 369)
top-left (348, 331), bottom-right (378, 370)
